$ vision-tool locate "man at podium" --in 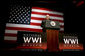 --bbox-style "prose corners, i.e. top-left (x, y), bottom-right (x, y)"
top-left (41, 14), bottom-right (60, 52)
top-left (41, 14), bottom-right (50, 32)
top-left (41, 14), bottom-right (60, 32)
